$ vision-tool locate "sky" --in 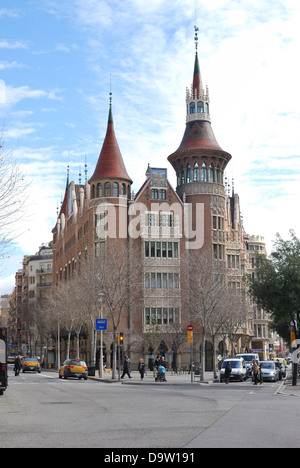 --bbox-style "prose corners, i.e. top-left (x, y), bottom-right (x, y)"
top-left (0, 0), bottom-right (299, 295)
